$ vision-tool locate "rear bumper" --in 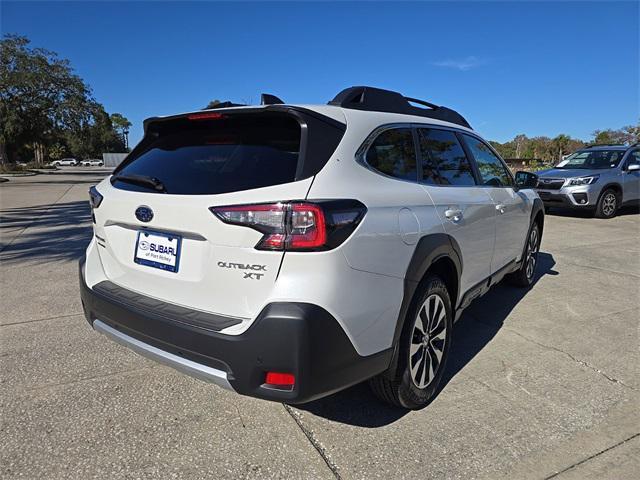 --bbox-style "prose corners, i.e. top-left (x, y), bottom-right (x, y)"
top-left (79, 256), bottom-right (391, 404)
